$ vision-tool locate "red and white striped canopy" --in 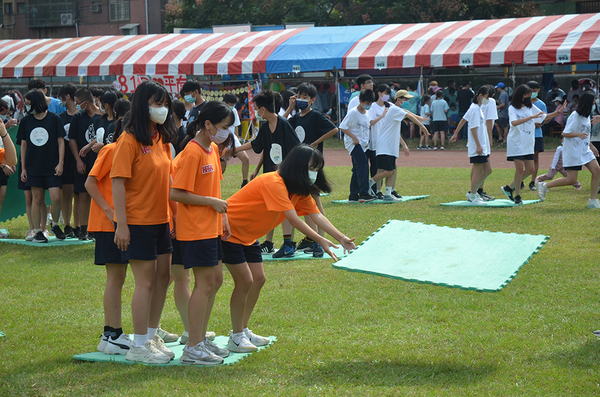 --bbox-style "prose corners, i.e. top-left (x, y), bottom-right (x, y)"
top-left (344, 13), bottom-right (600, 70)
top-left (0, 28), bottom-right (306, 78)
